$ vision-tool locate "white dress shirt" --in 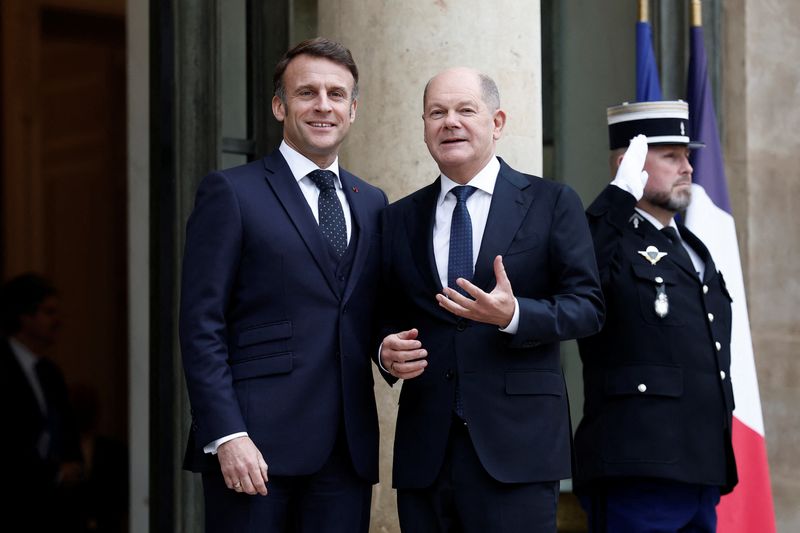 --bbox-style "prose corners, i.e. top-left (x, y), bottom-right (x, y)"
top-left (9, 337), bottom-right (47, 414)
top-left (204, 142), bottom-right (353, 454)
top-left (279, 141), bottom-right (352, 242)
top-left (432, 156), bottom-right (519, 334)
top-left (9, 337), bottom-right (50, 456)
